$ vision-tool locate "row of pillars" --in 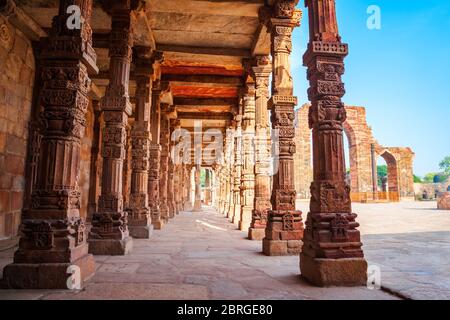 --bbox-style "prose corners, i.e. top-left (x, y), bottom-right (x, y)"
top-left (213, 0), bottom-right (368, 286)
top-left (1, 0), bottom-right (368, 289)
